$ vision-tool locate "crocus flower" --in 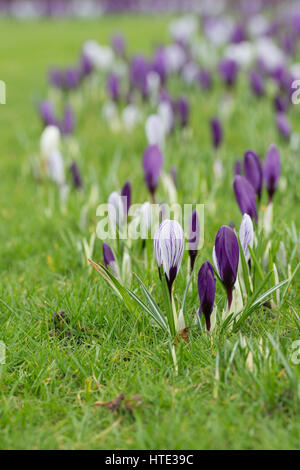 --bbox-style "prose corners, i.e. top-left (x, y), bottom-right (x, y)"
top-left (176, 96), bottom-right (189, 127)
top-left (121, 180), bottom-right (131, 215)
top-left (49, 67), bottom-right (63, 88)
top-left (61, 106), bottom-right (75, 136)
top-left (233, 175), bottom-right (258, 223)
top-left (39, 100), bottom-right (57, 127)
top-left (111, 34), bottom-right (125, 57)
top-left (234, 159), bottom-right (242, 176)
top-left (210, 117), bottom-right (223, 149)
top-left (145, 114), bottom-right (166, 148)
top-left (249, 70), bottom-right (265, 97)
top-left (108, 191), bottom-right (125, 231)
top-left (70, 162), bottom-right (82, 189)
top-left (218, 58), bottom-right (239, 87)
top-left (197, 68), bottom-right (212, 90)
top-left (274, 94), bottom-right (289, 113)
top-left (130, 55), bottom-right (150, 98)
top-left (143, 144), bottom-right (163, 200)
top-left (47, 149), bottom-right (65, 186)
top-left (154, 219), bottom-right (185, 294)
top-left (276, 113), bottom-right (291, 140)
top-left (239, 213), bottom-right (254, 262)
top-left (80, 52), bottom-right (93, 77)
top-left (213, 225), bottom-right (239, 309)
top-left (264, 144), bottom-right (281, 202)
top-left (244, 150), bottom-right (263, 200)
top-left (152, 47), bottom-right (168, 85)
top-left (40, 125), bottom-right (61, 158)
top-left (198, 262), bottom-right (216, 331)
top-left (103, 242), bottom-right (120, 279)
top-left (188, 209), bottom-right (200, 272)
top-left (64, 67), bottom-right (81, 90)
top-left (107, 73), bottom-right (120, 102)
